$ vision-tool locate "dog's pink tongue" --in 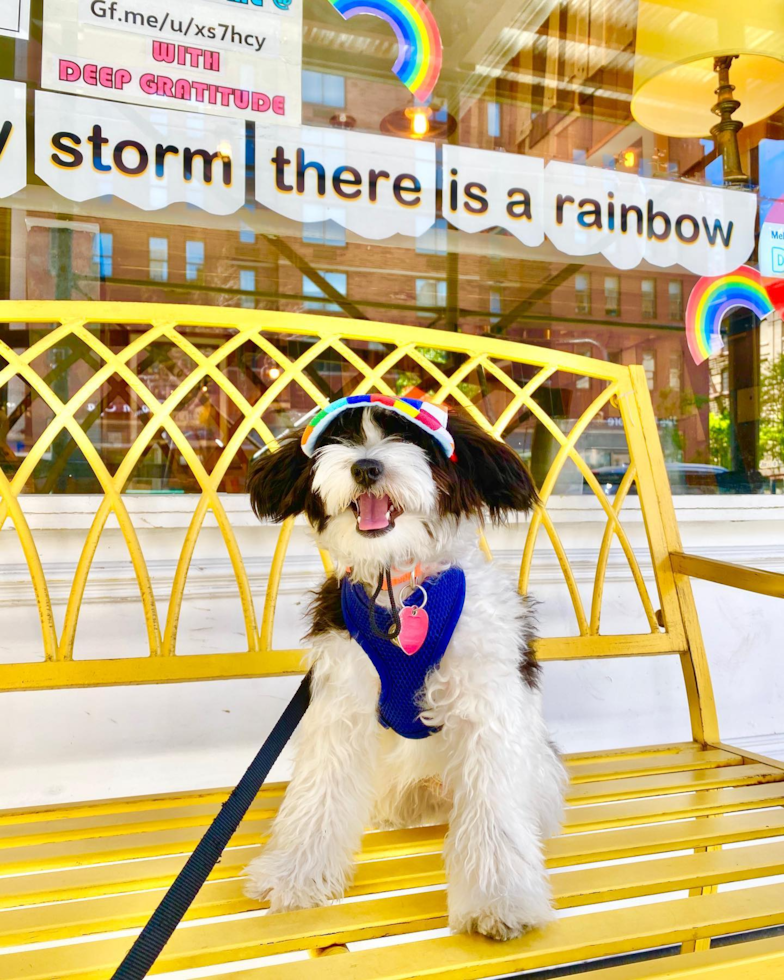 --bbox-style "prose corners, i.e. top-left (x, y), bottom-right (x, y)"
top-left (357, 492), bottom-right (390, 531)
